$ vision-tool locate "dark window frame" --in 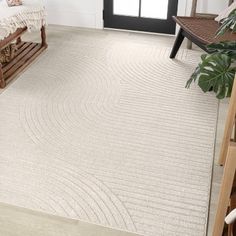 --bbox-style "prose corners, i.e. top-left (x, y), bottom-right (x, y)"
top-left (104, 0), bottom-right (179, 35)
